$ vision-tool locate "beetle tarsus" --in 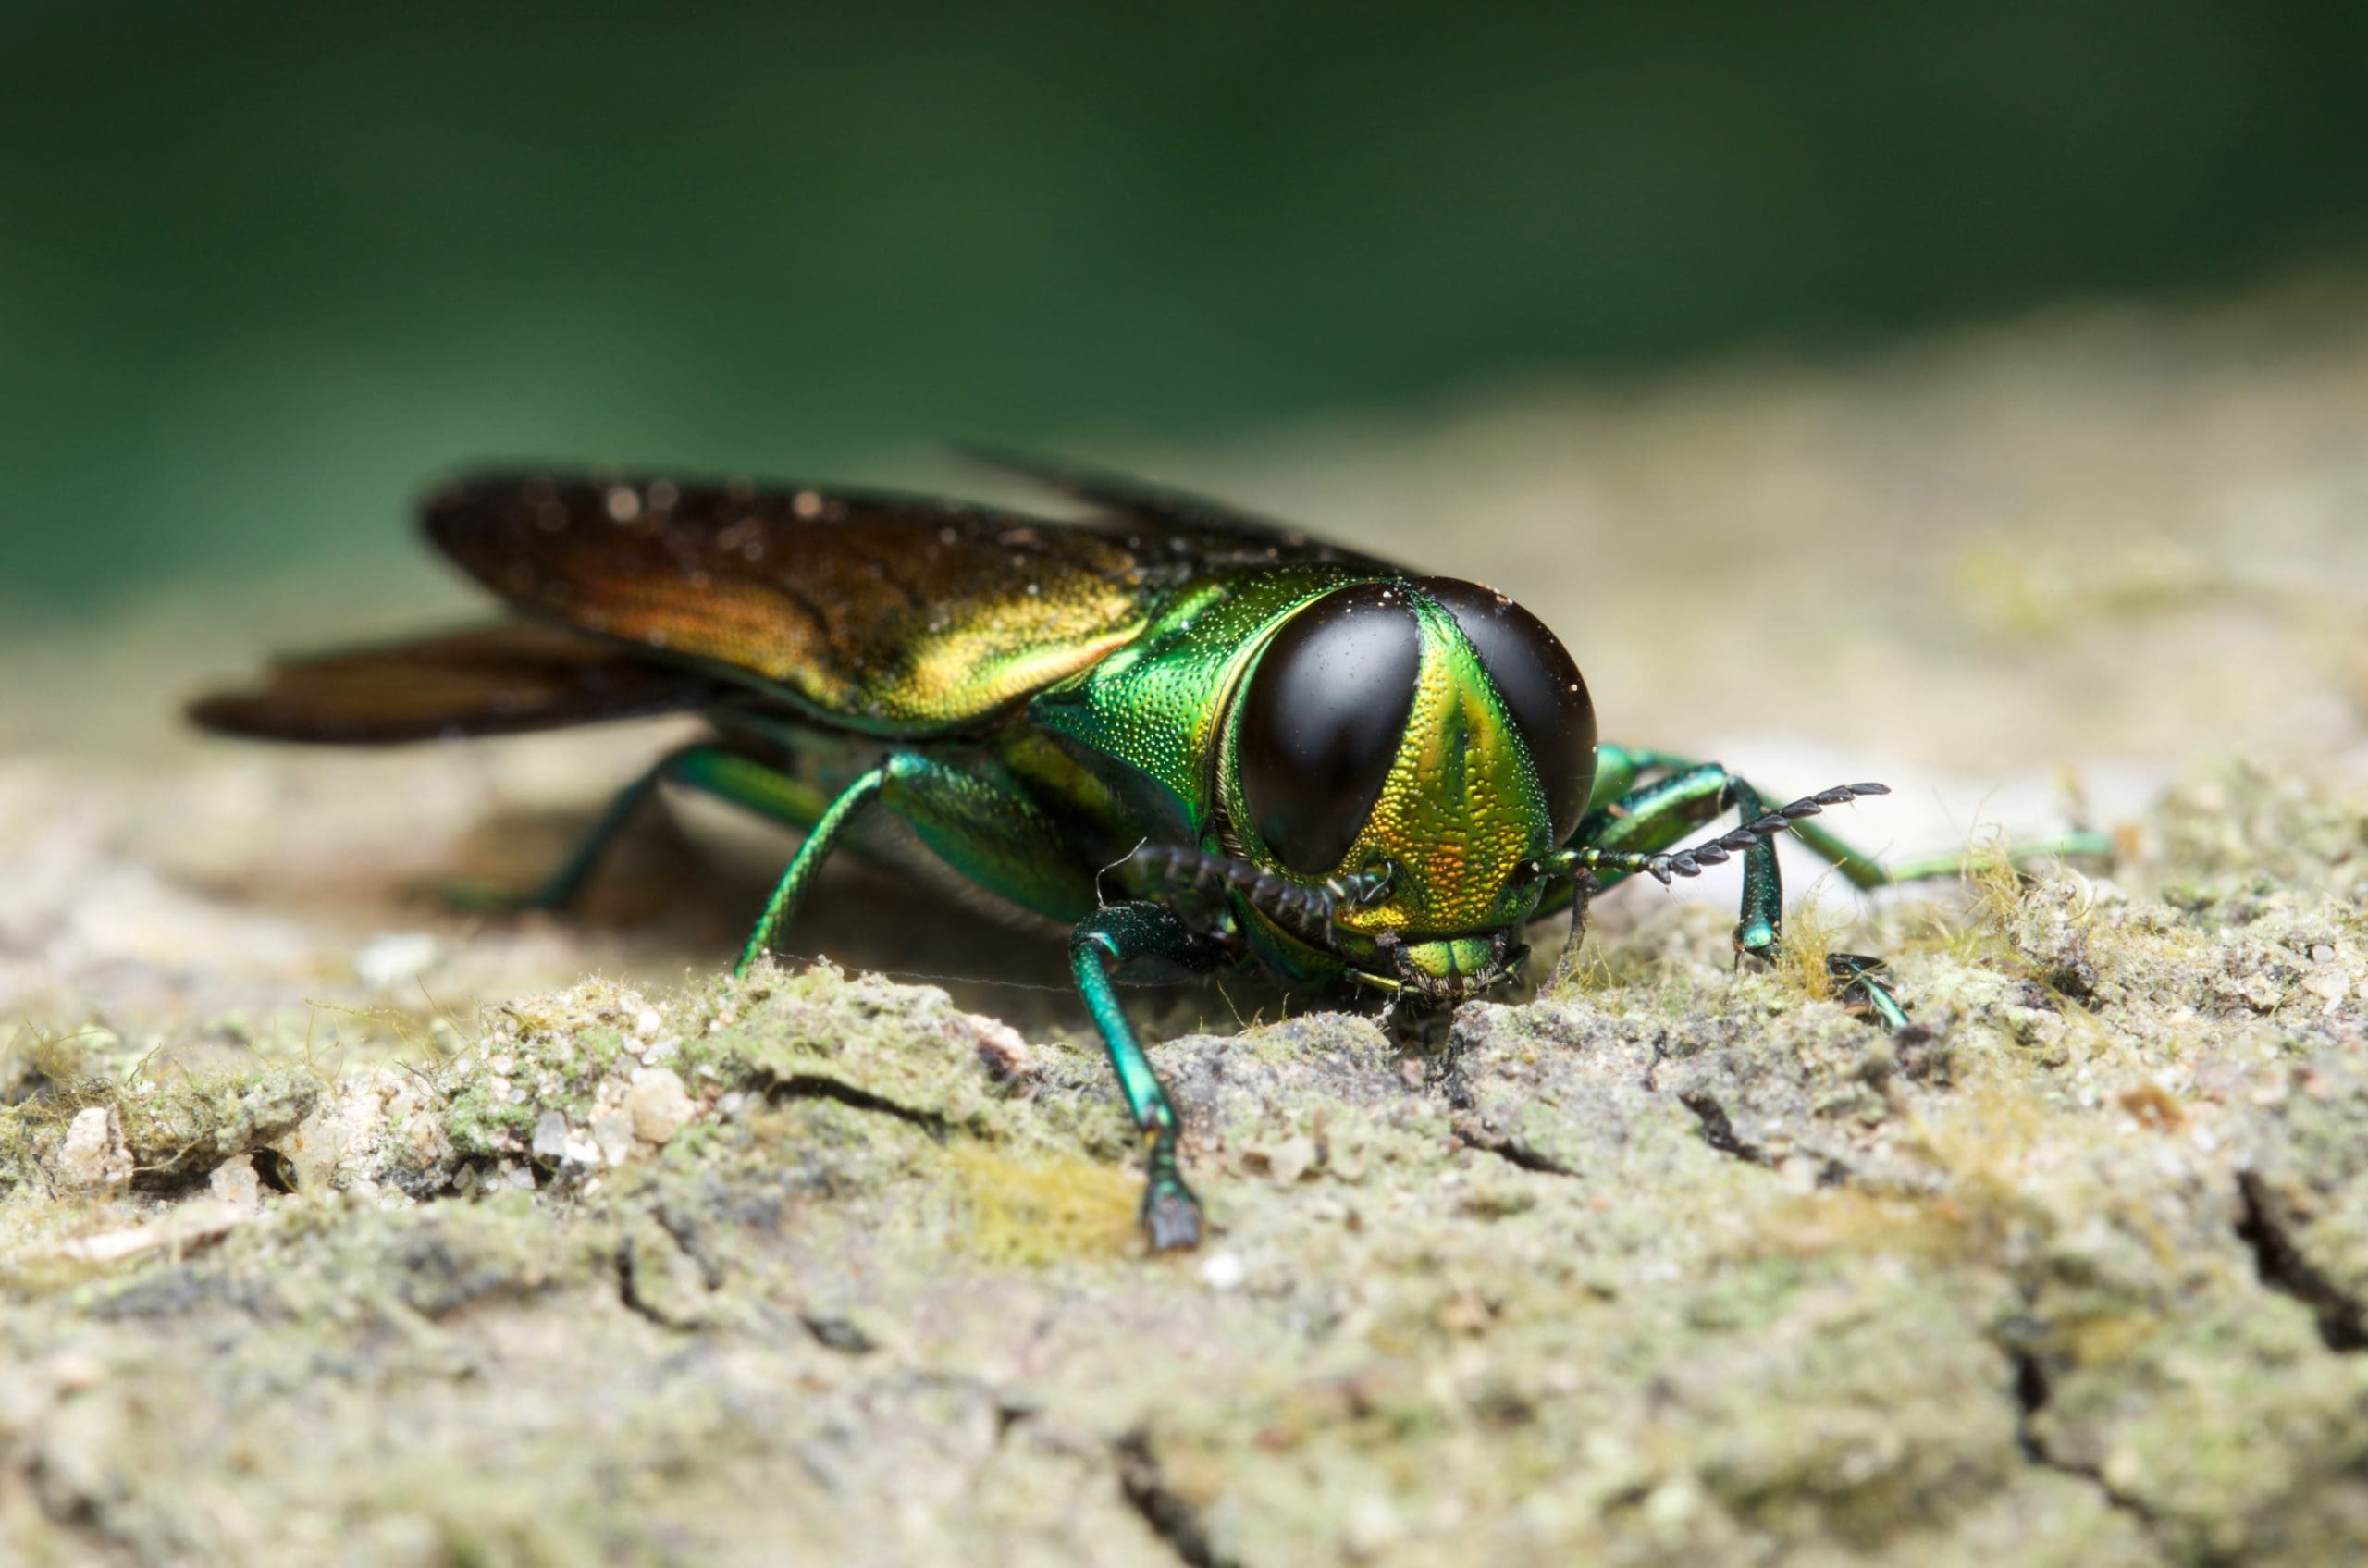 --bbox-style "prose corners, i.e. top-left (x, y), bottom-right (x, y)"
top-left (438, 876), bottom-right (545, 914)
top-left (1828, 951), bottom-right (1910, 1031)
top-left (1141, 1177), bottom-right (1202, 1252)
